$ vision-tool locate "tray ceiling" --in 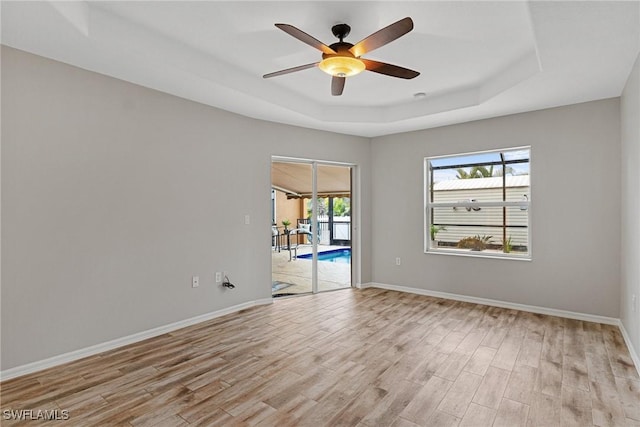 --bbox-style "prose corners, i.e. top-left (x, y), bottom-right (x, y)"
top-left (2, 1), bottom-right (639, 137)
